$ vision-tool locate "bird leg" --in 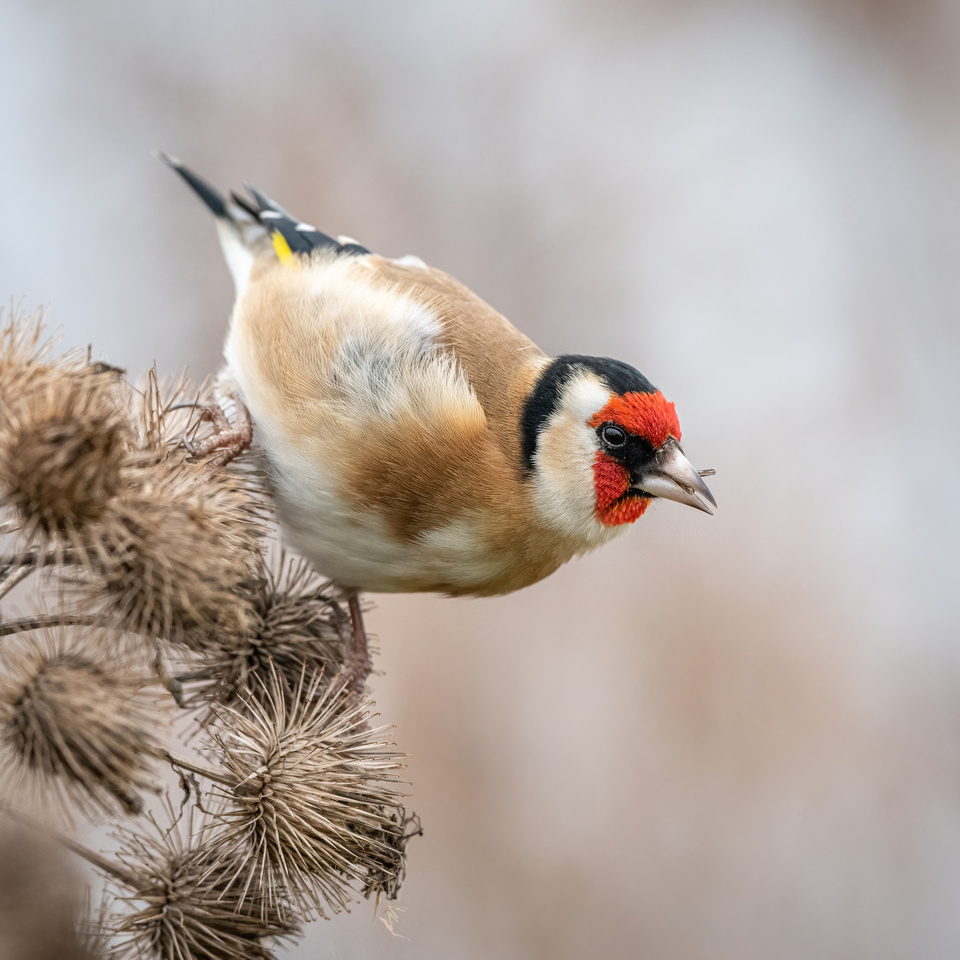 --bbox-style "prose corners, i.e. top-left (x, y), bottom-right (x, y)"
top-left (343, 591), bottom-right (373, 699)
top-left (187, 394), bottom-right (254, 468)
